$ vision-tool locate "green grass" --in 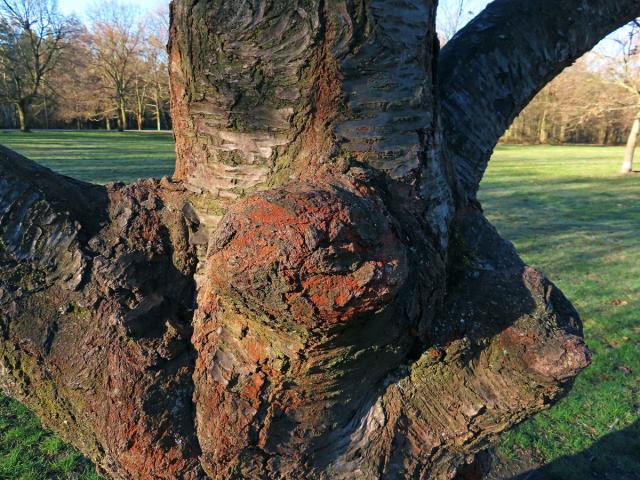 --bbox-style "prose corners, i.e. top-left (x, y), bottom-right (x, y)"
top-left (0, 396), bottom-right (100, 480)
top-left (0, 130), bottom-right (175, 184)
top-left (0, 134), bottom-right (638, 478)
top-left (481, 145), bottom-right (640, 479)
